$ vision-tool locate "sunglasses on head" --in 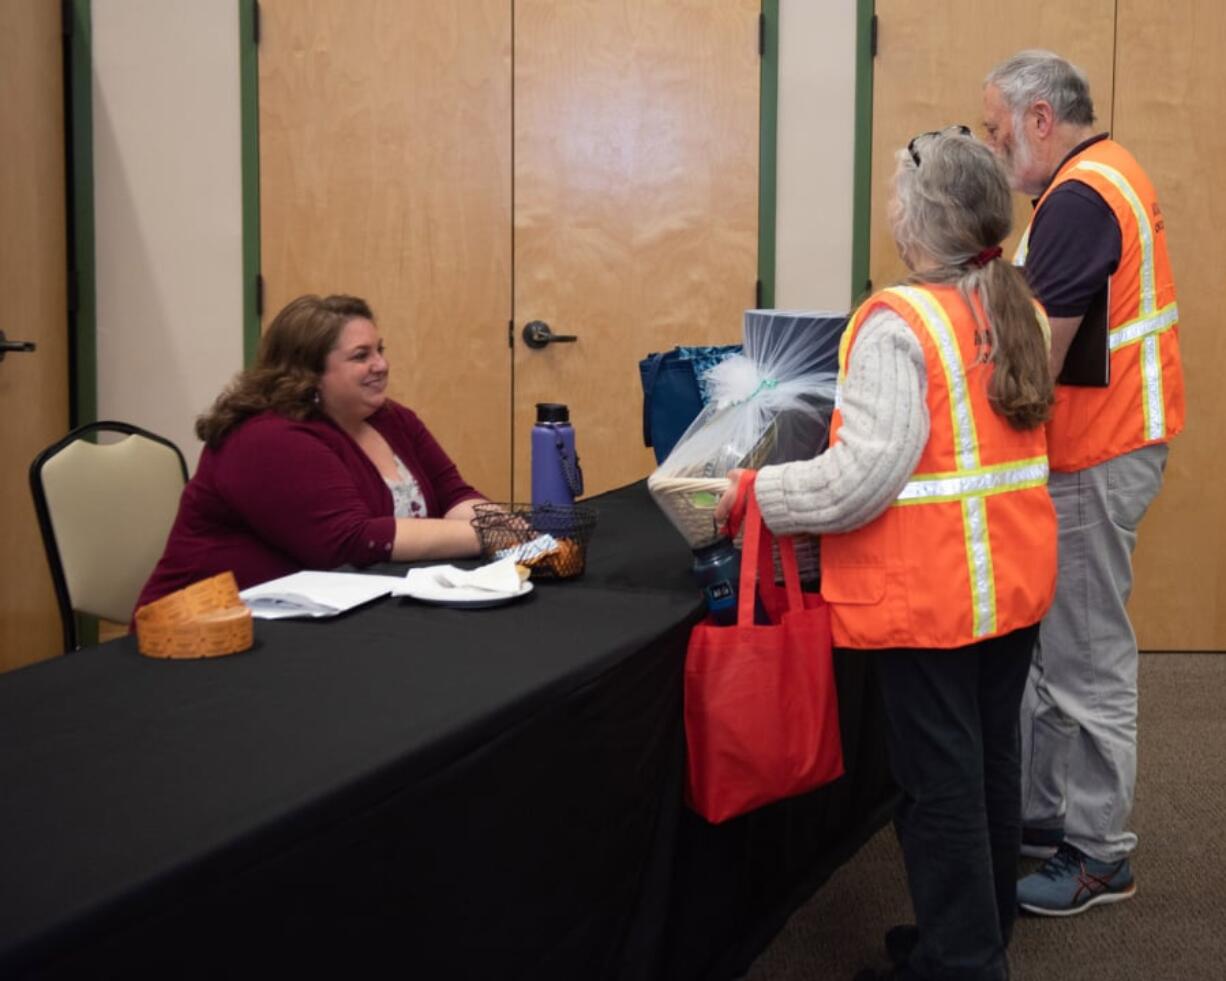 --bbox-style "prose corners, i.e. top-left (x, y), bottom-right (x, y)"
top-left (907, 124), bottom-right (973, 167)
